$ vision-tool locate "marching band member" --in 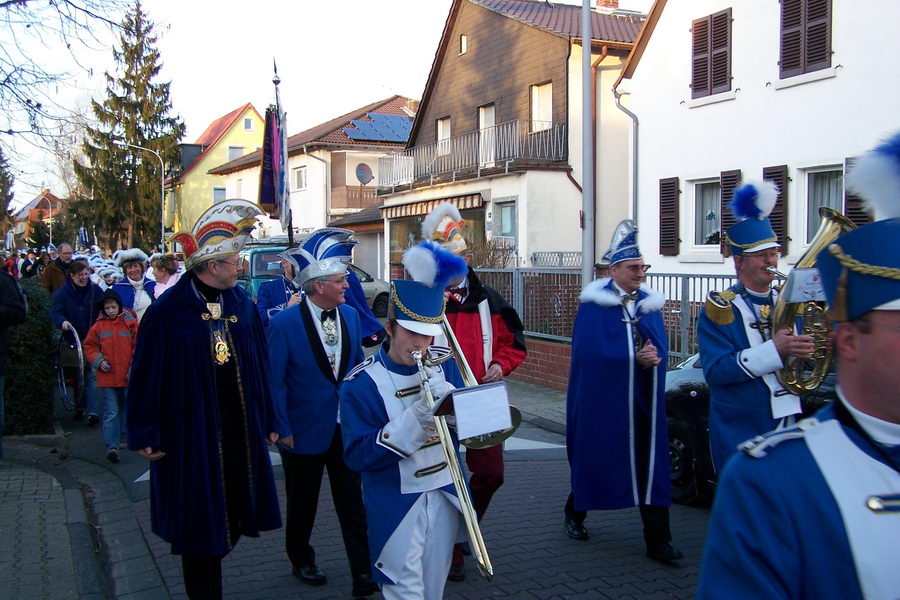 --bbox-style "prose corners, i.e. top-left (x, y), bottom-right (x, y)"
top-left (266, 228), bottom-right (378, 598)
top-left (565, 220), bottom-right (682, 564)
top-left (340, 242), bottom-right (468, 599)
top-left (699, 131), bottom-right (900, 599)
top-left (256, 256), bottom-right (301, 326)
top-left (697, 181), bottom-right (813, 471)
